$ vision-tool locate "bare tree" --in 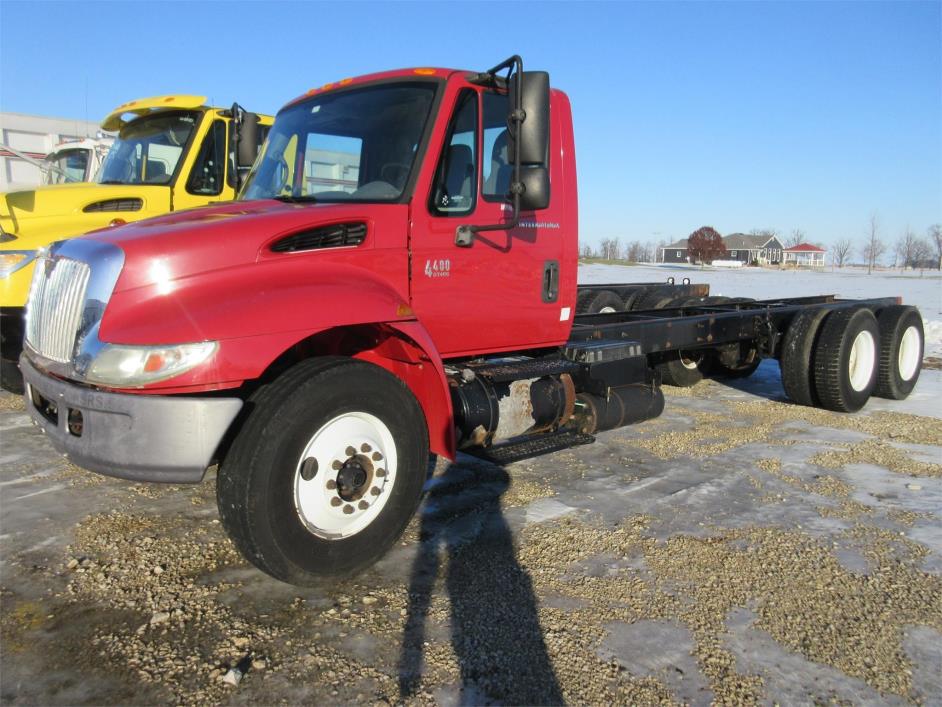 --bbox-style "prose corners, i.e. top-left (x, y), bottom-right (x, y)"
top-left (579, 241), bottom-right (595, 259)
top-left (930, 224), bottom-right (942, 270)
top-left (832, 238), bottom-right (852, 268)
top-left (750, 228), bottom-right (779, 240)
top-left (895, 228), bottom-right (919, 269)
top-left (786, 229), bottom-right (805, 248)
top-left (863, 214), bottom-right (885, 274)
top-left (626, 241), bottom-right (644, 263)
